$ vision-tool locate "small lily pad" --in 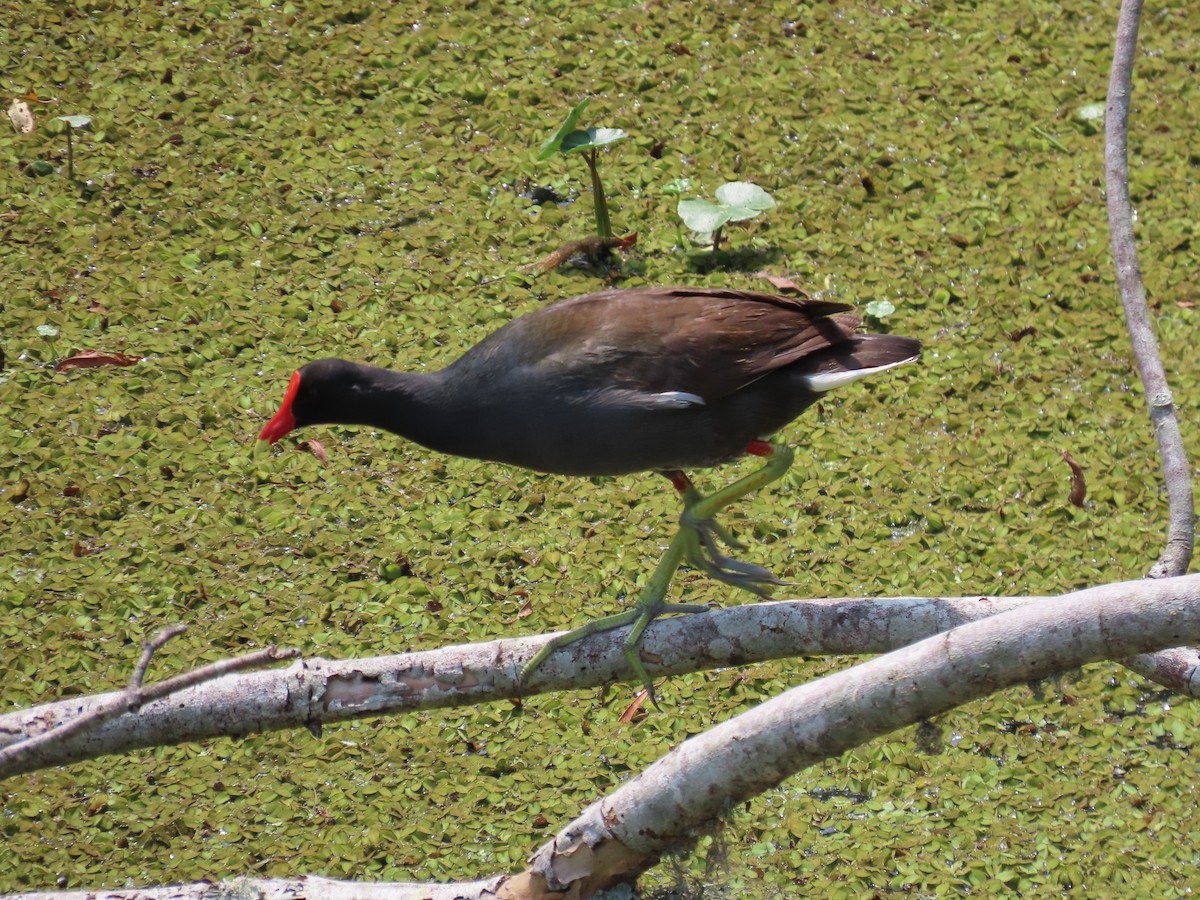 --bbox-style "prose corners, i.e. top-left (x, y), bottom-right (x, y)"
top-left (50, 114), bottom-right (92, 132)
top-left (866, 299), bottom-right (896, 320)
top-left (677, 198), bottom-right (730, 235)
top-left (714, 181), bottom-right (776, 221)
top-left (677, 181), bottom-right (776, 236)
